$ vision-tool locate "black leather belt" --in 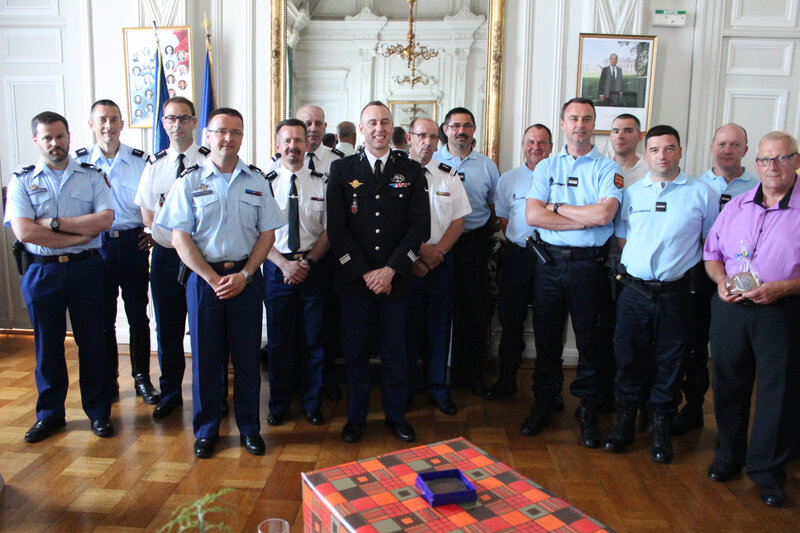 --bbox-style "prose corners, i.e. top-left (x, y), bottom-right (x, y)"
top-left (638, 275), bottom-right (690, 294)
top-left (545, 243), bottom-right (607, 261)
top-left (208, 258), bottom-right (248, 272)
top-left (30, 249), bottom-right (95, 264)
top-left (281, 251), bottom-right (310, 260)
top-left (103, 227), bottom-right (143, 239)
